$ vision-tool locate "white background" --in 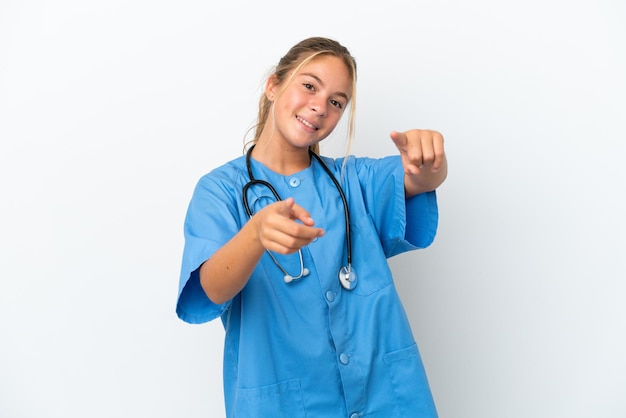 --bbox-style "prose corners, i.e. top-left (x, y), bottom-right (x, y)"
top-left (1, 1), bottom-right (625, 417)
